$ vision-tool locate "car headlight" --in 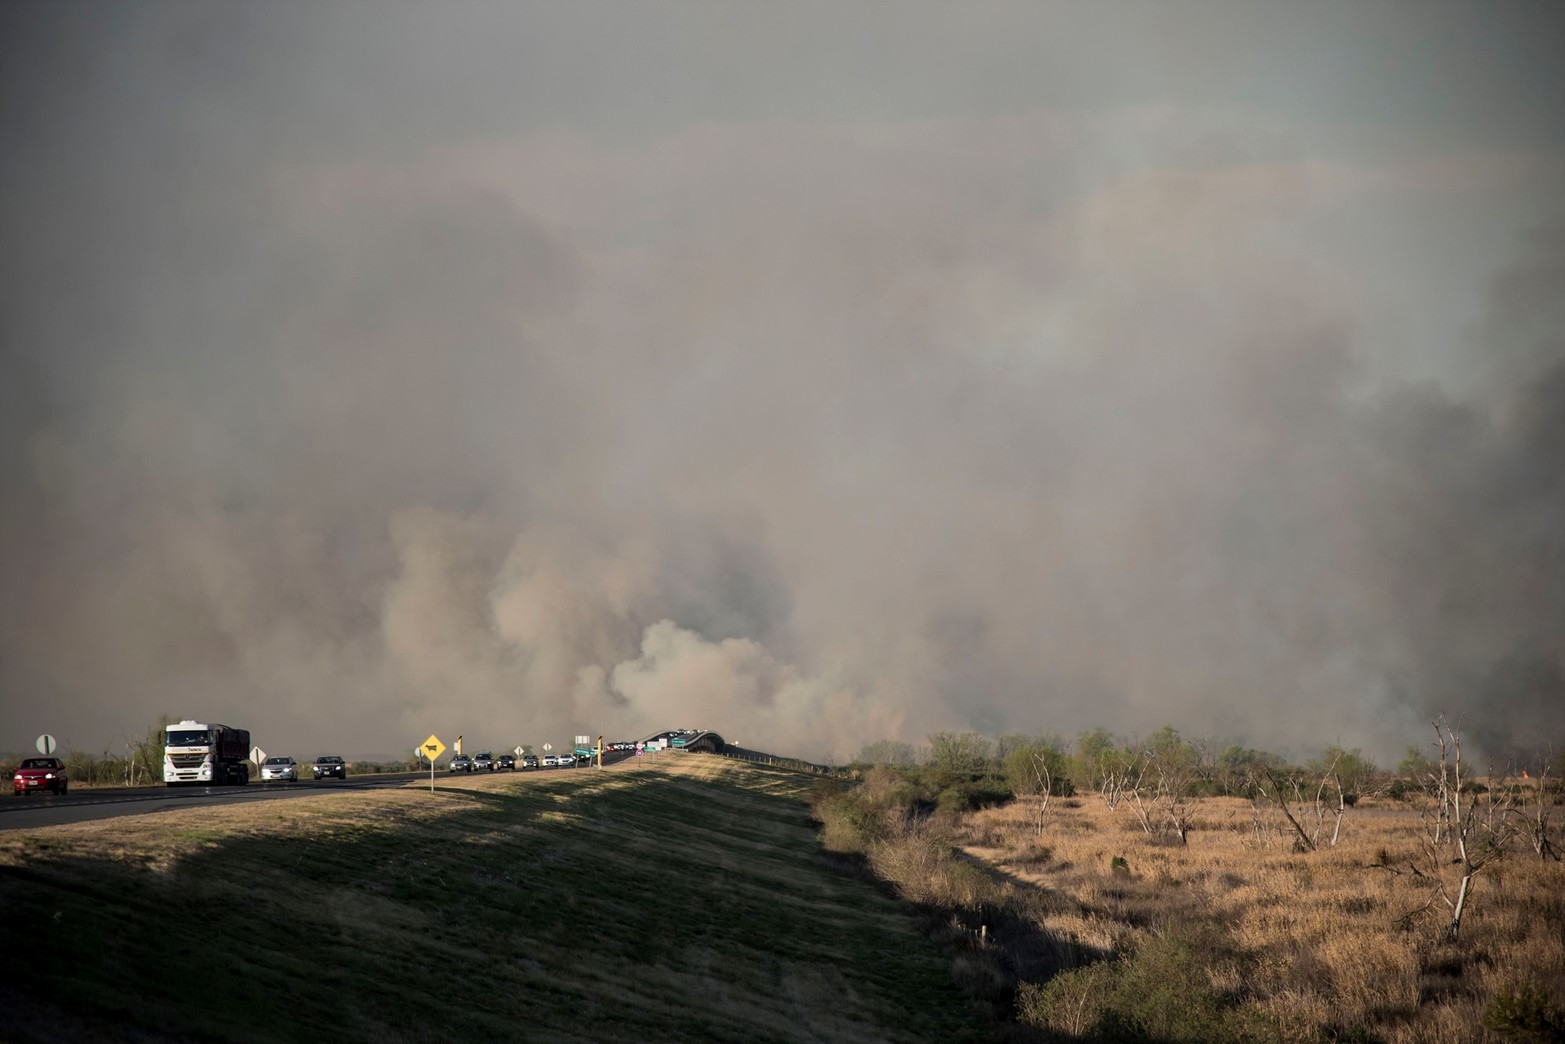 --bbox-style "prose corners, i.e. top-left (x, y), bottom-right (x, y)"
top-left (45, 773), bottom-right (55, 779)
